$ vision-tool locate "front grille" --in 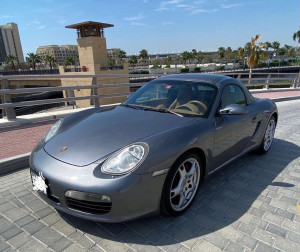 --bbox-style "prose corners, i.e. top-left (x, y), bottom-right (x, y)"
top-left (65, 197), bottom-right (112, 214)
